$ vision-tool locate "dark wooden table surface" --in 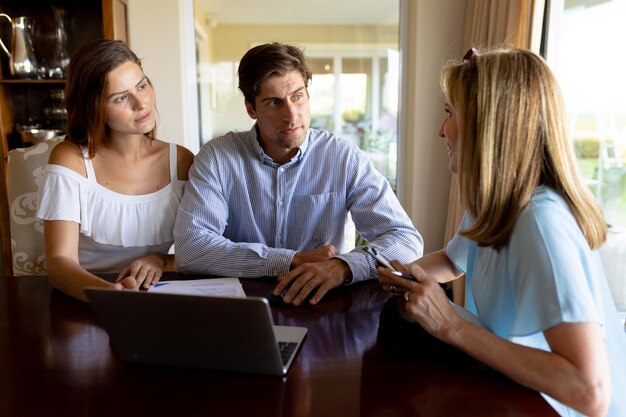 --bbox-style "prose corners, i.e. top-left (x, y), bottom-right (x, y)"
top-left (0, 273), bottom-right (558, 416)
